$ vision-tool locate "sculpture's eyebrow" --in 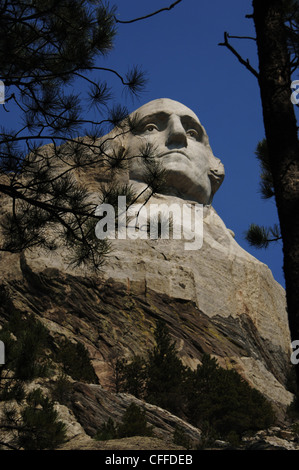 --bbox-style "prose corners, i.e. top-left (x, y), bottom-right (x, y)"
top-left (137, 111), bottom-right (170, 125)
